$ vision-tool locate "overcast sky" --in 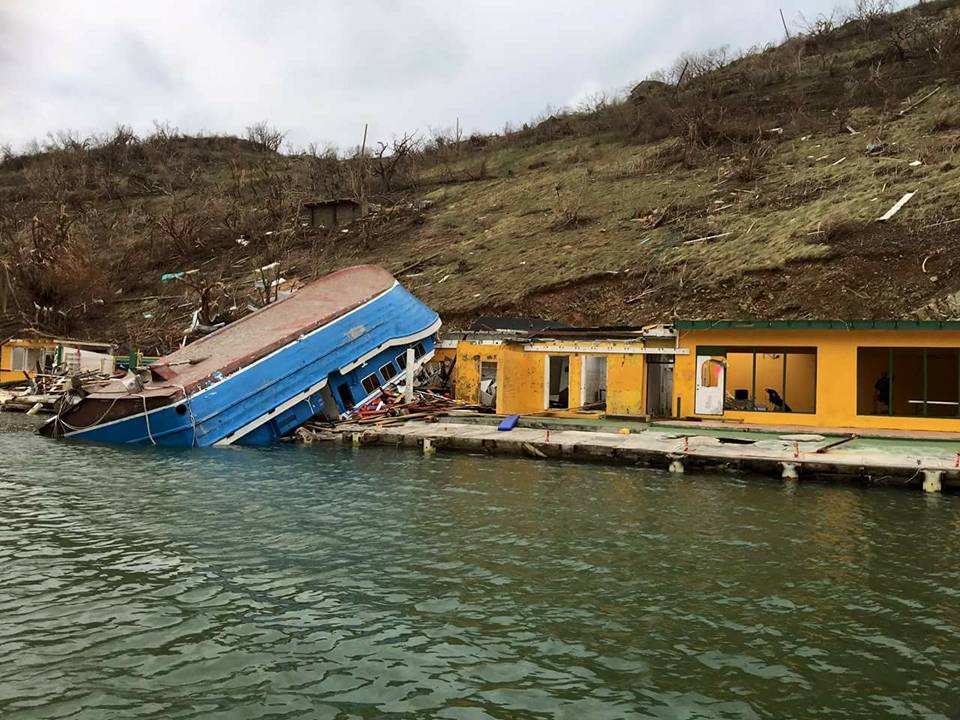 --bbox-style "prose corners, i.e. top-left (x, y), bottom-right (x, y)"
top-left (1, 1), bottom-right (869, 153)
